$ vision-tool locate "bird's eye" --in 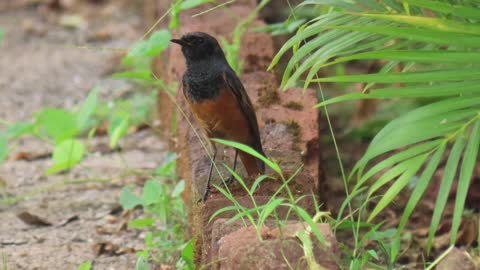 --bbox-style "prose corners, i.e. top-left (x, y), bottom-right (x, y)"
top-left (197, 38), bottom-right (204, 44)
